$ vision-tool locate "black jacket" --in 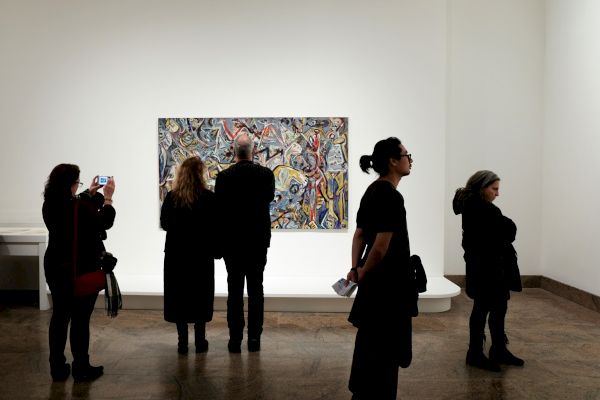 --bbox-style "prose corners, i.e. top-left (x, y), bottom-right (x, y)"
top-left (215, 160), bottom-right (275, 252)
top-left (43, 191), bottom-right (115, 288)
top-left (457, 195), bottom-right (522, 300)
